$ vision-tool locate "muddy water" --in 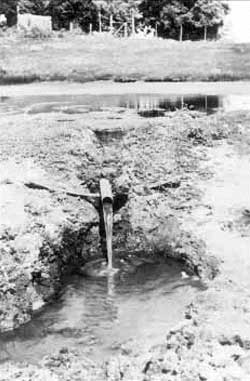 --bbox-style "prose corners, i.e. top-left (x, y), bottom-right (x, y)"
top-left (0, 259), bottom-right (204, 364)
top-left (2, 81), bottom-right (250, 116)
top-left (1, 92), bottom-right (250, 117)
top-left (0, 93), bottom-right (221, 116)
